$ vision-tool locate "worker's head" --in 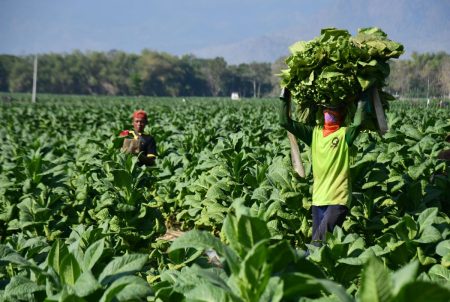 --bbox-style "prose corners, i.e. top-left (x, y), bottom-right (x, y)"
top-left (323, 106), bottom-right (345, 126)
top-left (132, 109), bottom-right (148, 133)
